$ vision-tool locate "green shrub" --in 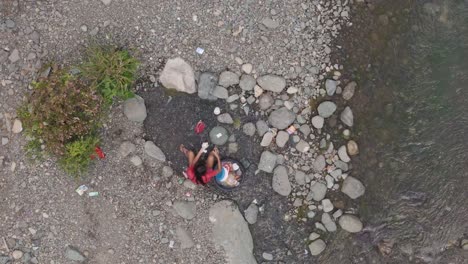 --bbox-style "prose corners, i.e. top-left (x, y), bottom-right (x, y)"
top-left (80, 46), bottom-right (139, 103)
top-left (19, 66), bottom-right (103, 156)
top-left (60, 135), bottom-right (100, 176)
